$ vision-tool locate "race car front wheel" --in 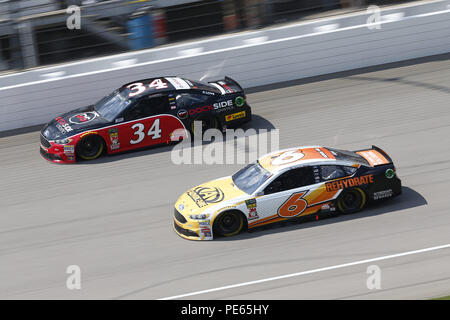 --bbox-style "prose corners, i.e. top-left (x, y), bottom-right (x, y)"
top-left (214, 210), bottom-right (245, 237)
top-left (77, 135), bottom-right (104, 161)
top-left (337, 188), bottom-right (366, 214)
